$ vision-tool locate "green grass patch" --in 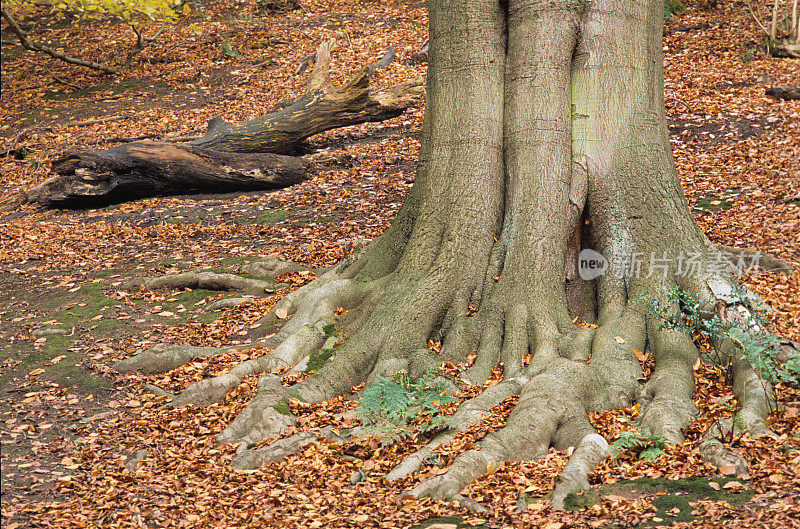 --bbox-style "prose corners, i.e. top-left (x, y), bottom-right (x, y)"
top-left (692, 190), bottom-right (741, 213)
